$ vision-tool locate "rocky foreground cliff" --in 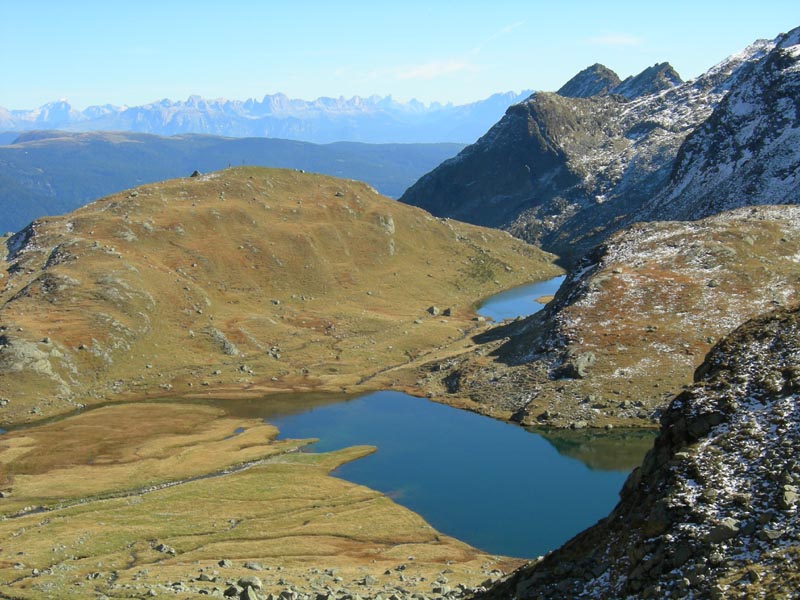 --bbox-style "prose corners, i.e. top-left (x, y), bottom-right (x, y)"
top-left (478, 303), bottom-right (800, 599)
